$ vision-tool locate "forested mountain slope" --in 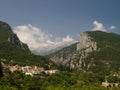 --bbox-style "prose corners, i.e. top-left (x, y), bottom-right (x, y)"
top-left (49, 31), bottom-right (120, 74)
top-left (0, 21), bottom-right (53, 68)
